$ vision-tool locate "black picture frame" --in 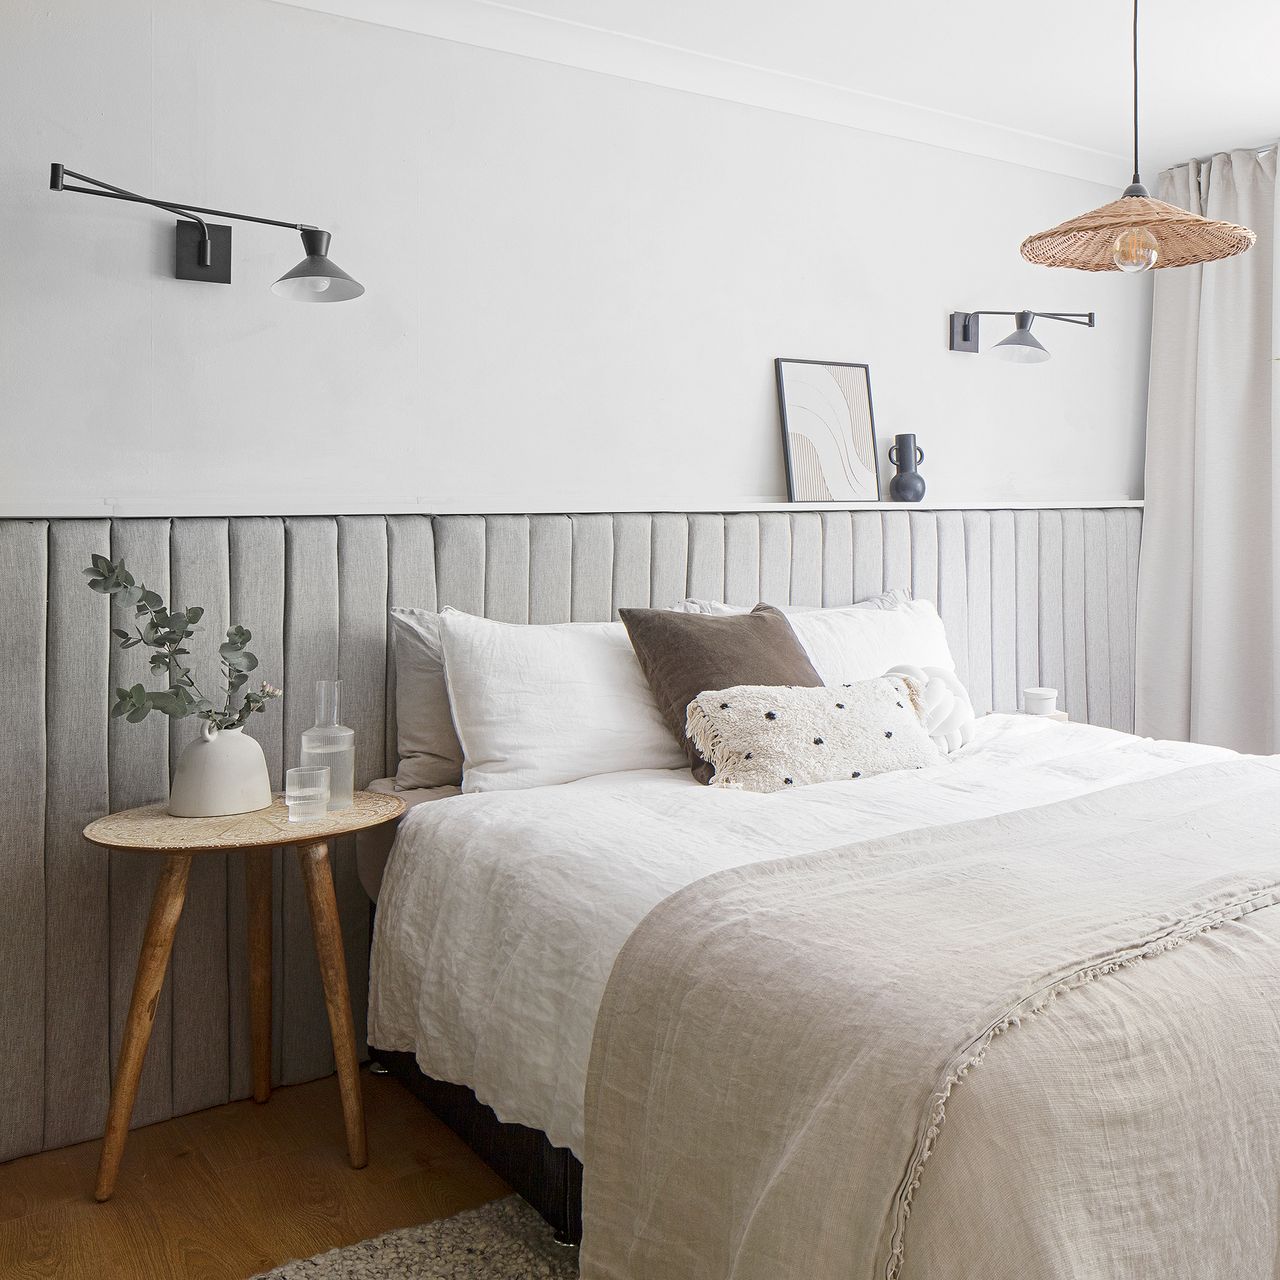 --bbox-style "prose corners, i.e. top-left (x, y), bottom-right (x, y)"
top-left (775, 358), bottom-right (881, 502)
